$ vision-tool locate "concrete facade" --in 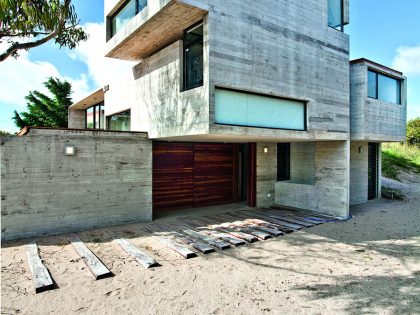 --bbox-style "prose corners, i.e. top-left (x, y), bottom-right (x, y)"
top-left (350, 59), bottom-right (407, 142)
top-left (1, 128), bottom-right (152, 241)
